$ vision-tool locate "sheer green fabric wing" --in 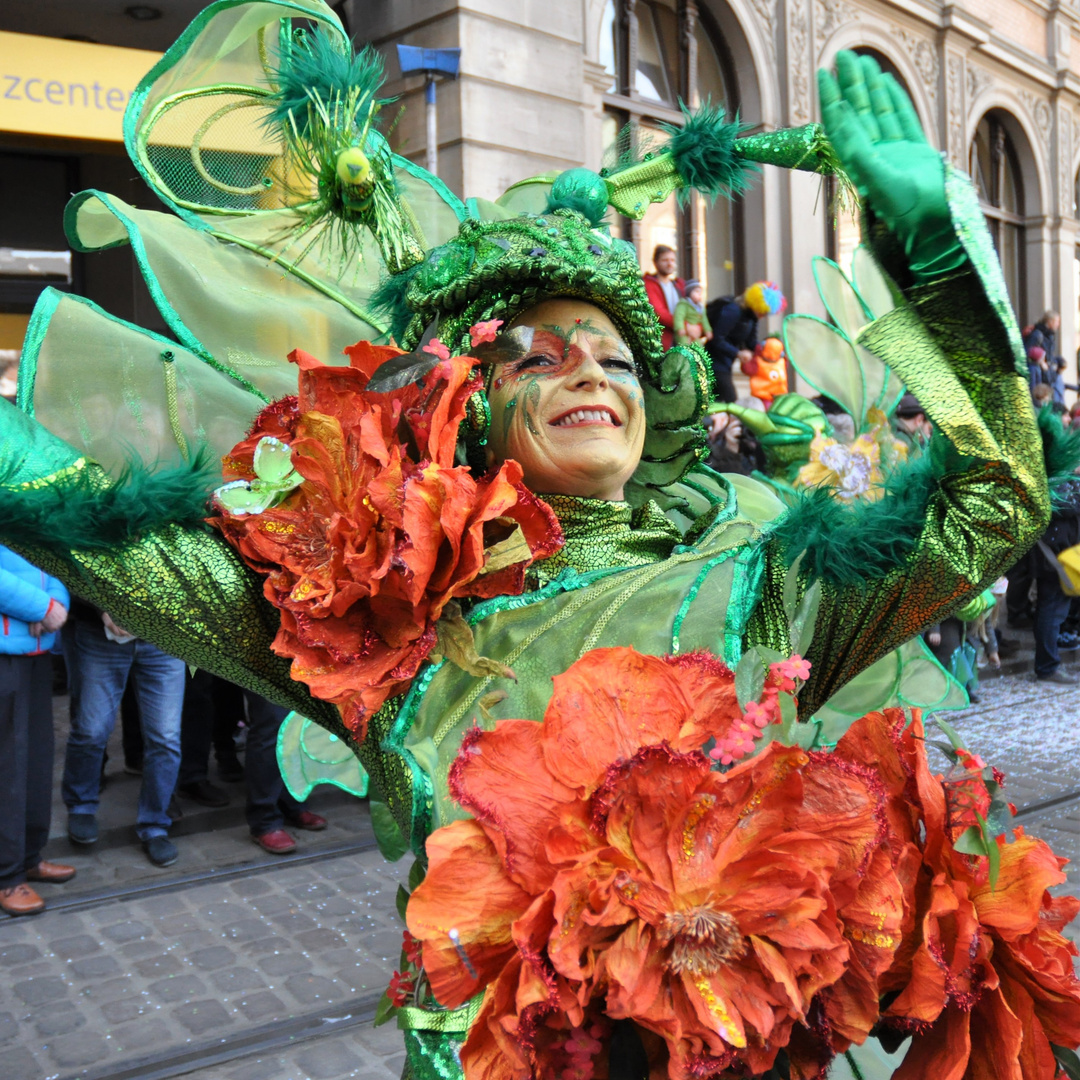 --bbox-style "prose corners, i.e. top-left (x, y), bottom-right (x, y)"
top-left (851, 244), bottom-right (897, 320)
top-left (125, 0), bottom-right (347, 221)
top-left (17, 289), bottom-right (264, 477)
top-left (277, 711), bottom-right (369, 801)
top-left (783, 314), bottom-right (866, 426)
top-left (812, 256), bottom-right (871, 341)
top-left (66, 192), bottom-right (382, 389)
